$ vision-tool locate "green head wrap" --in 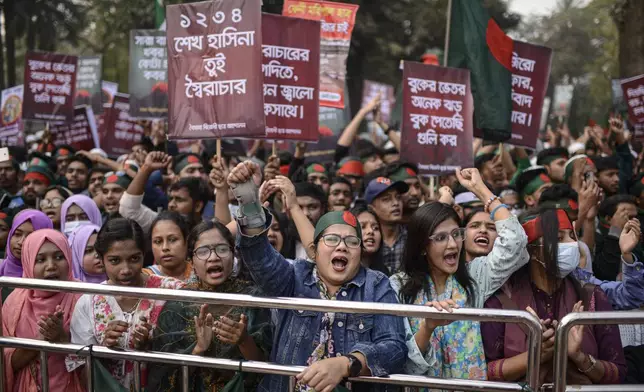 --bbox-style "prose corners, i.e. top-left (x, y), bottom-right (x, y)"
top-left (313, 211), bottom-right (362, 243)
